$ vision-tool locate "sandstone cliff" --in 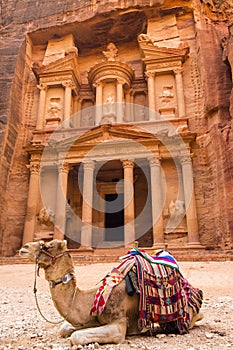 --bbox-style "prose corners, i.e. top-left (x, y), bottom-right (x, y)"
top-left (0, 0), bottom-right (232, 255)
